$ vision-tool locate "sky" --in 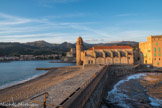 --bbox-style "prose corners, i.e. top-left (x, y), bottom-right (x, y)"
top-left (0, 0), bottom-right (162, 43)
